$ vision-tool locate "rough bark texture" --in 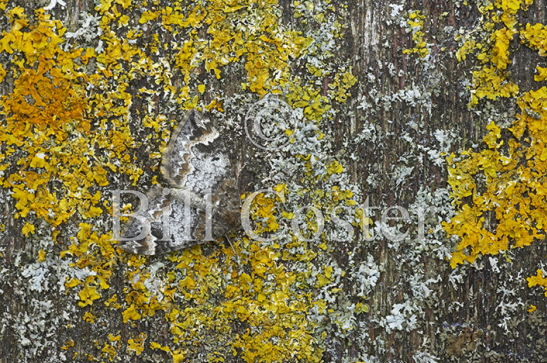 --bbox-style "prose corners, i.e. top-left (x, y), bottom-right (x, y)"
top-left (1, 0), bottom-right (547, 362)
